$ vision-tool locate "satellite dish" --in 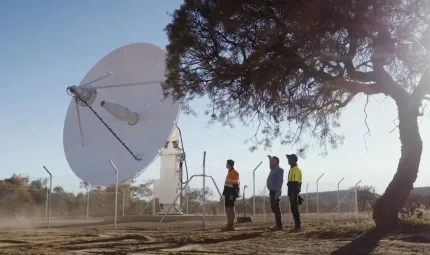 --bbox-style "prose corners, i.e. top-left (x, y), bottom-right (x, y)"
top-left (63, 42), bottom-right (180, 186)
